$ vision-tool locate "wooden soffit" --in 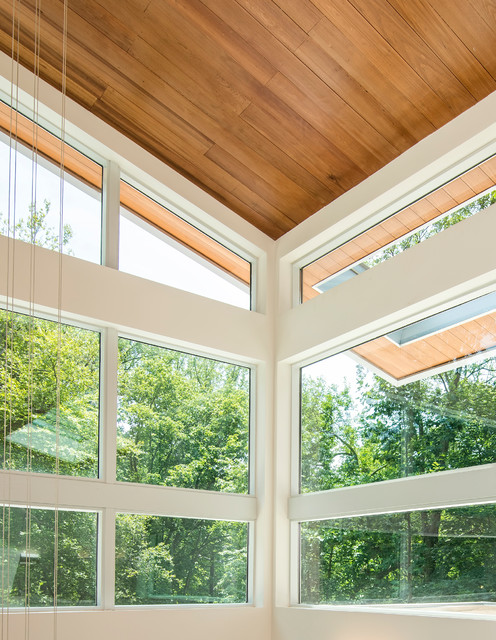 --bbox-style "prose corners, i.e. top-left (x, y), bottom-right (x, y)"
top-left (1, 0), bottom-right (495, 239)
